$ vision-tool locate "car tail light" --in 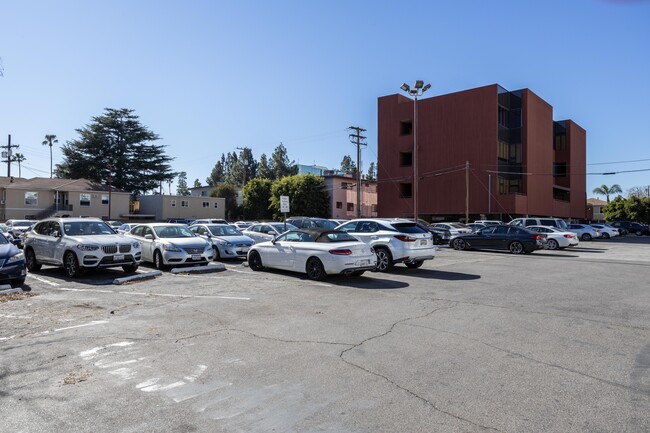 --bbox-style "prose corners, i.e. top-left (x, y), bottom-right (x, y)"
top-left (394, 235), bottom-right (417, 242)
top-left (530, 235), bottom-right (543, 241)
top-left (370, 247), bottom-right (375, 254)
top-left (564, 234), bottom-right (573, 238)
top-left (329, 249), bottom-right (352, 255)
